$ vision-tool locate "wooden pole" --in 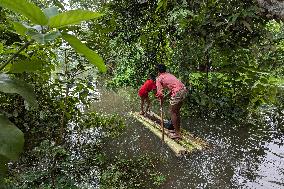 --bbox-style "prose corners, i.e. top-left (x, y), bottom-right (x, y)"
top-left (160, 100), bottom-right (165, 141)
top-left (0, 39), bottom-right (34, 71)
